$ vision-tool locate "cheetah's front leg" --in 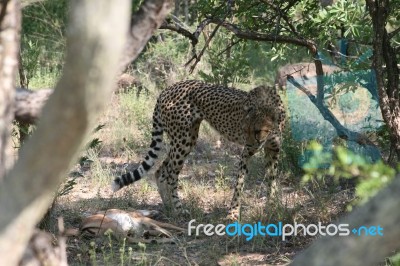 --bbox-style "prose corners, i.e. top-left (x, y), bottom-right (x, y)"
top-left (264, 133), bottom-right (282, 200)
top-left (155, 160), bottom-right (173, 209)
top-left (227, 147), bottom-right (255, 220)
